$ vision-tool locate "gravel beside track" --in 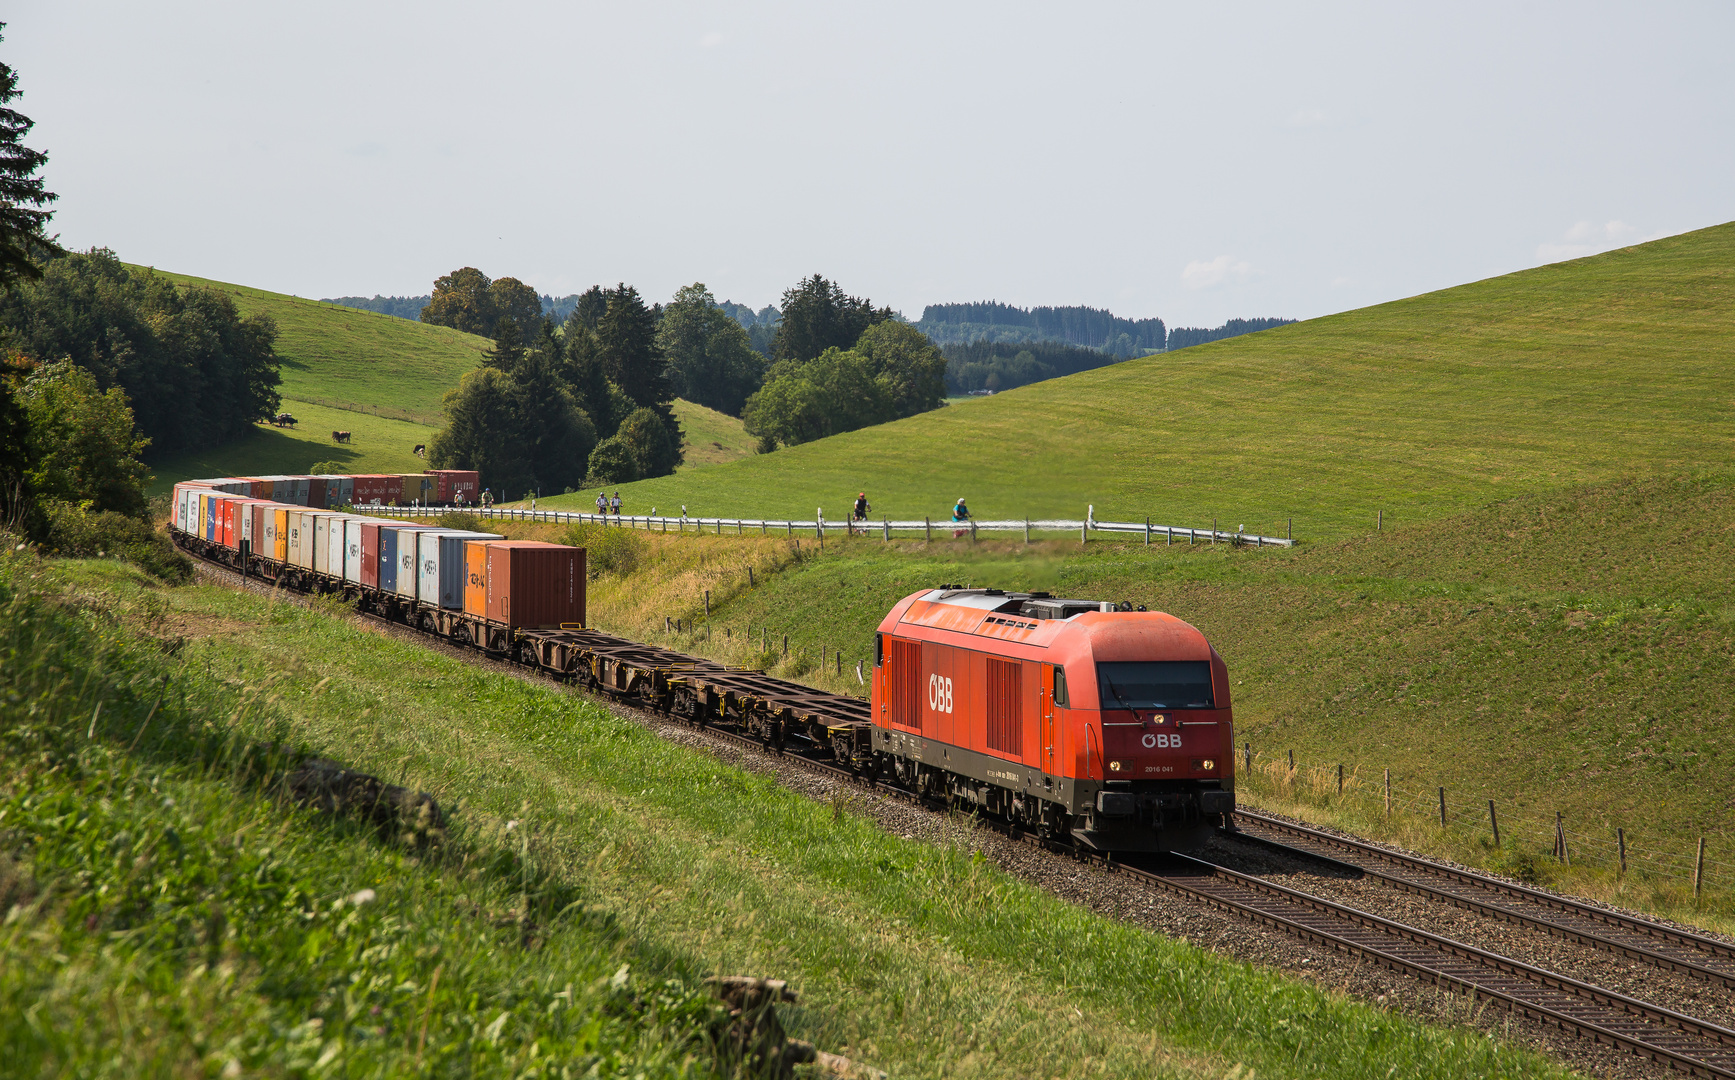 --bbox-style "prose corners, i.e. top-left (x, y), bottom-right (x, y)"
top-left (191, 562), bottom-right (1685, 1077)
